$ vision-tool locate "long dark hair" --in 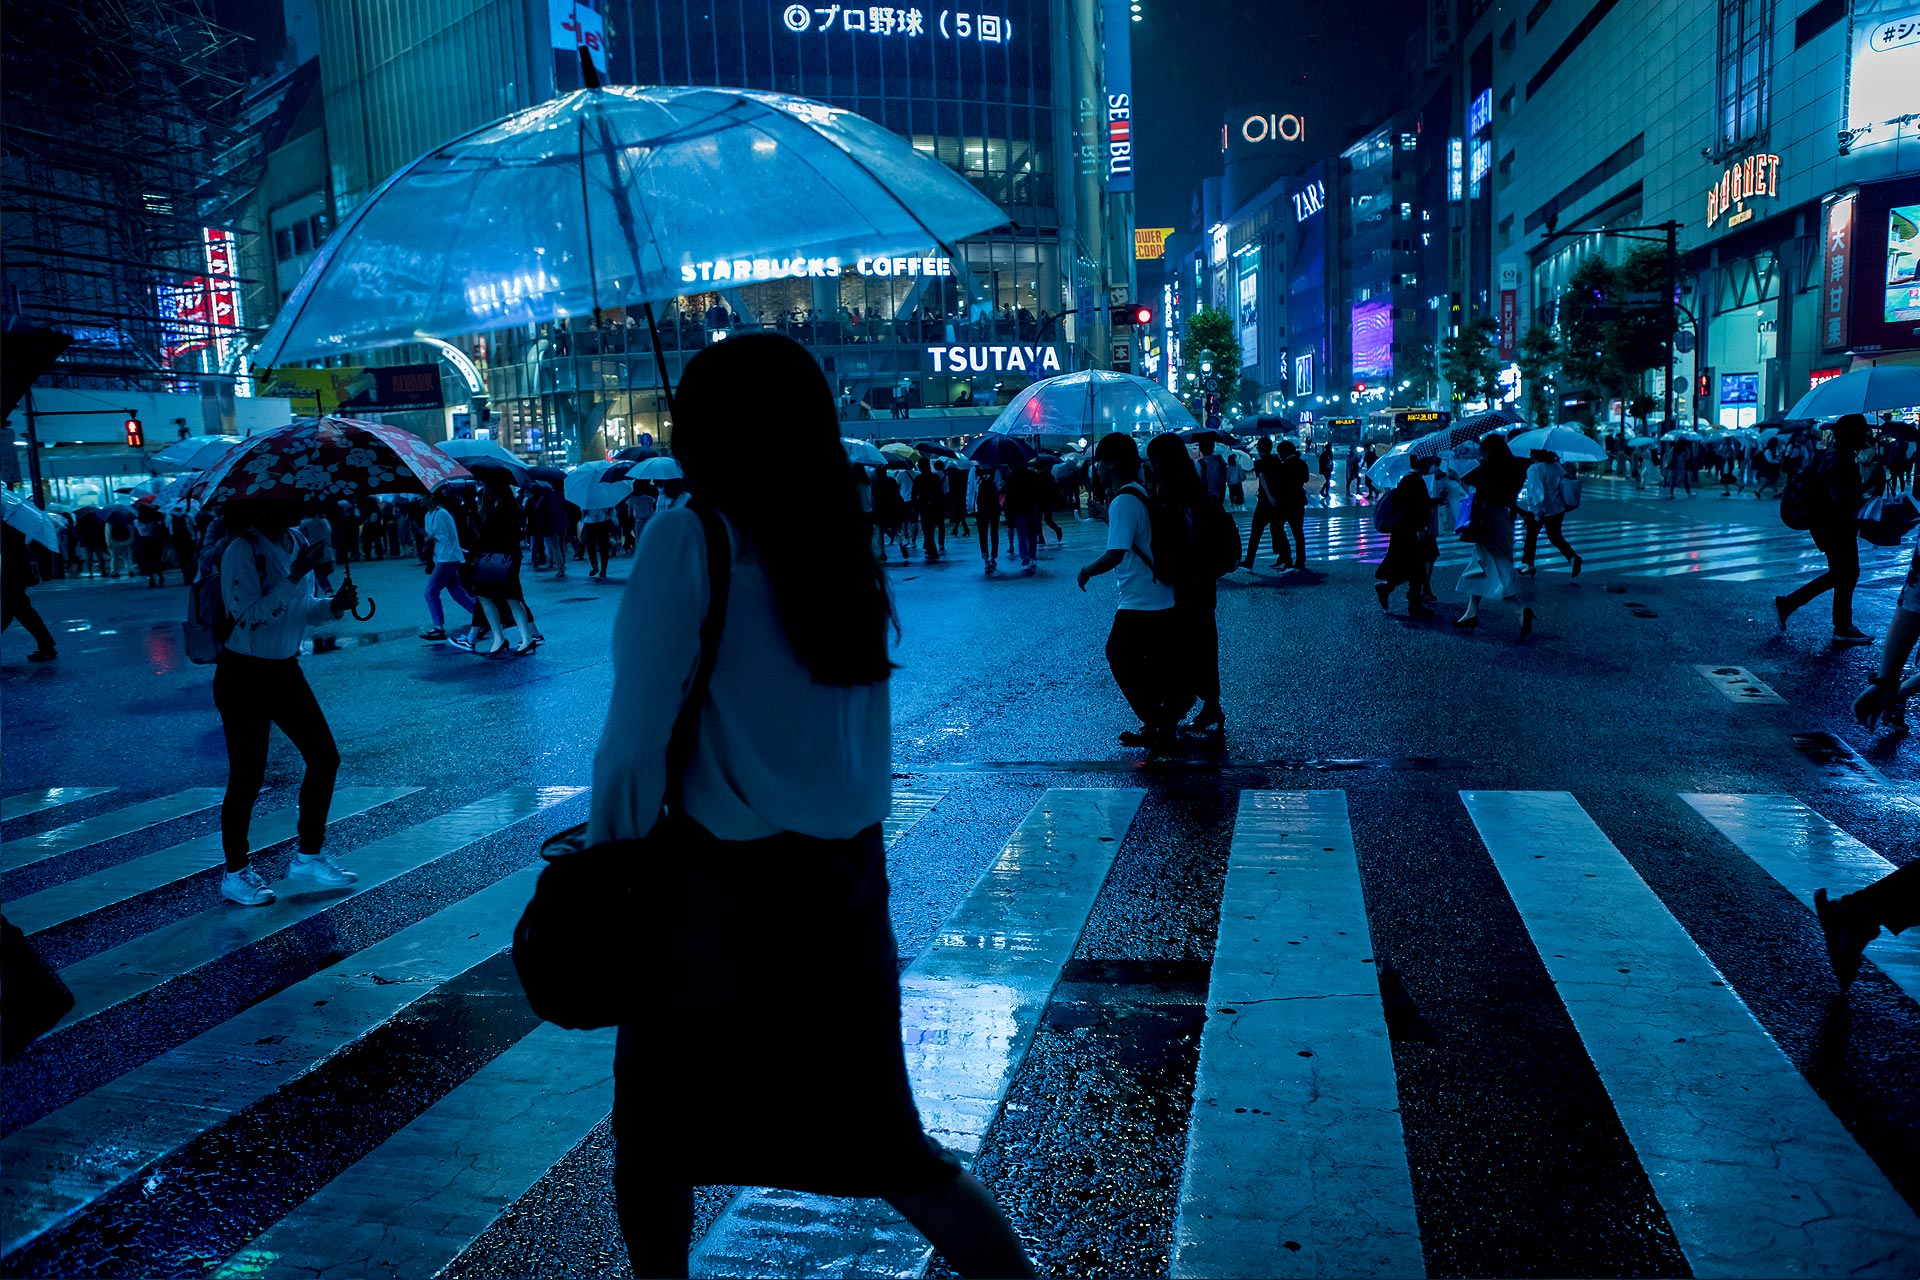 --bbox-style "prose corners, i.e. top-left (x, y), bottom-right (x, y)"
top-left (1145, 433), bottom-right (1205, 505)
top-left (672, 333), bottom-right (895, 686)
